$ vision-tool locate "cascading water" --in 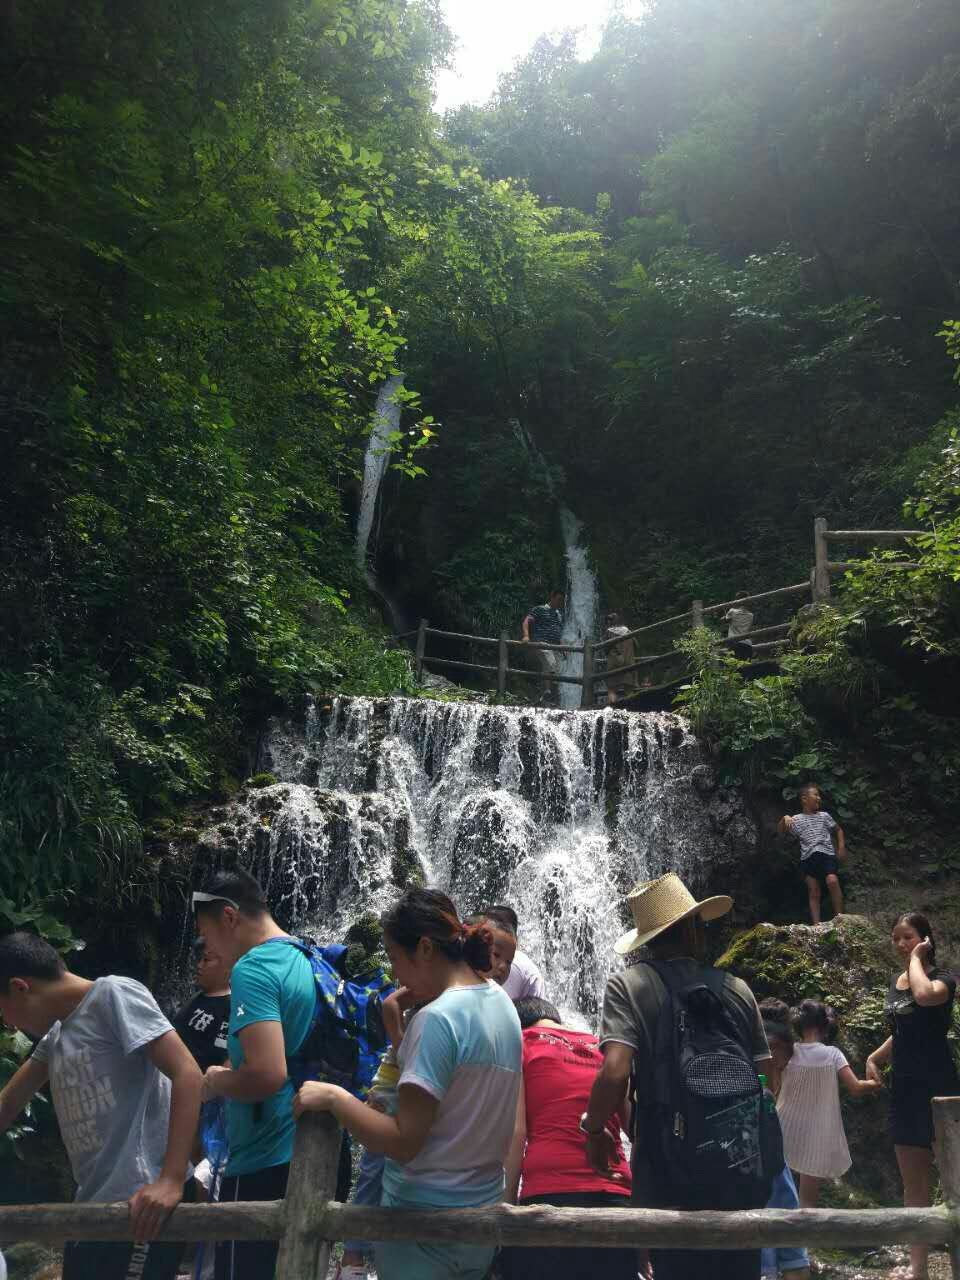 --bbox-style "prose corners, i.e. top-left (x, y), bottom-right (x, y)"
top-left (190, 698), bottom-right (756, 1024)
top-left (510, 420), bottom-right (600, 707)
top-left (356, 375), bottom-right (404, 571)
top-left (557, 508), bottom-right (600, 710)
